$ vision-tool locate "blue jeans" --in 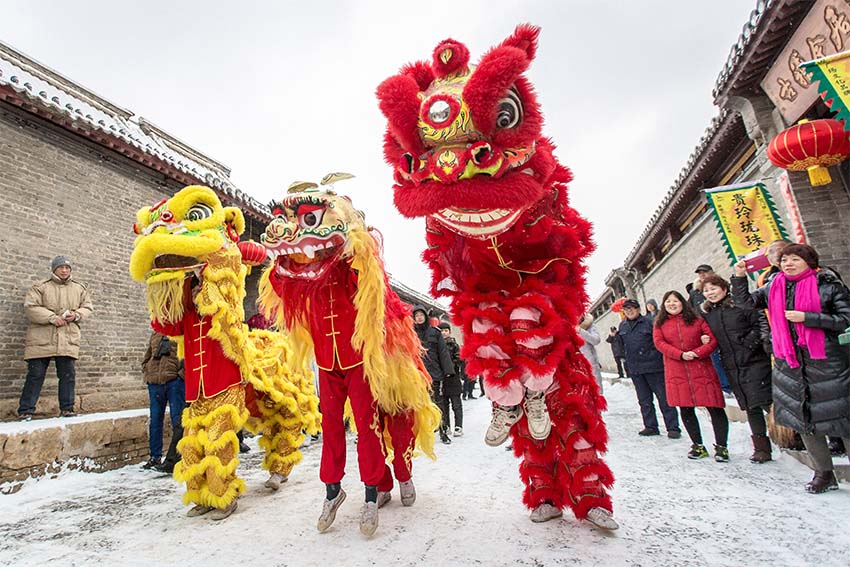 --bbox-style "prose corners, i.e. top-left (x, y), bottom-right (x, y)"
top-left (710, 350), bottom-right (732, 393)
top-left (18, 356), bottom-right (76, 415)
top-left (148, 379), bottom-right (186, 459)
top-left (631, 371), bottom-right (680, 433)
